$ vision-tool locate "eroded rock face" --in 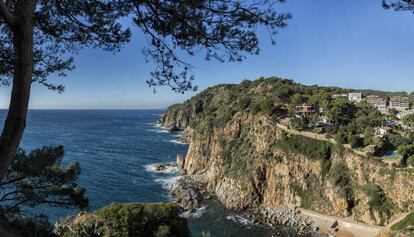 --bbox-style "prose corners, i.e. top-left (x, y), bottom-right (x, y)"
top-left (176, 154), bottom-right (186, 174)
top-left (160, 105), bottom-right (414, 226)
top-left (170, 177), bottom-right (207, 213)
